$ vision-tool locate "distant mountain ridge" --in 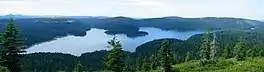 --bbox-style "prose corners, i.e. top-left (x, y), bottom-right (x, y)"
top-left (0, 14), bottom-right (108, 19)
top-left (1, 15), bottom-right (263, 29)
top-left (102, 16), bottom-right (264, 31)
top-left (0, 14), bottom-right (41, 19)
top-left (0, 15), bottom-right (263, 46)
top-left (0, 14), bottom-right (261, 21)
